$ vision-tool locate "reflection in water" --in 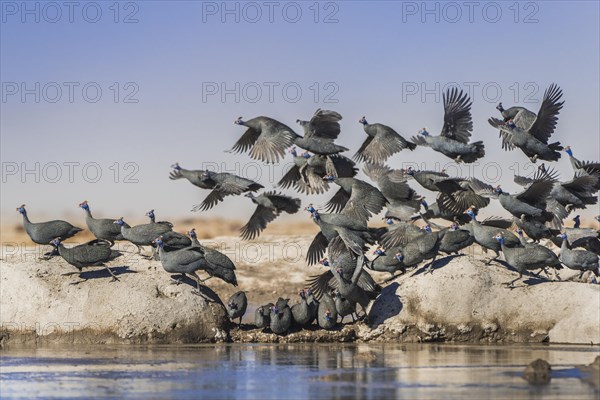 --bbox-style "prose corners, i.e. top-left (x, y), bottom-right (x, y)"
top-left (1, 344), bottom-right (598, 399)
